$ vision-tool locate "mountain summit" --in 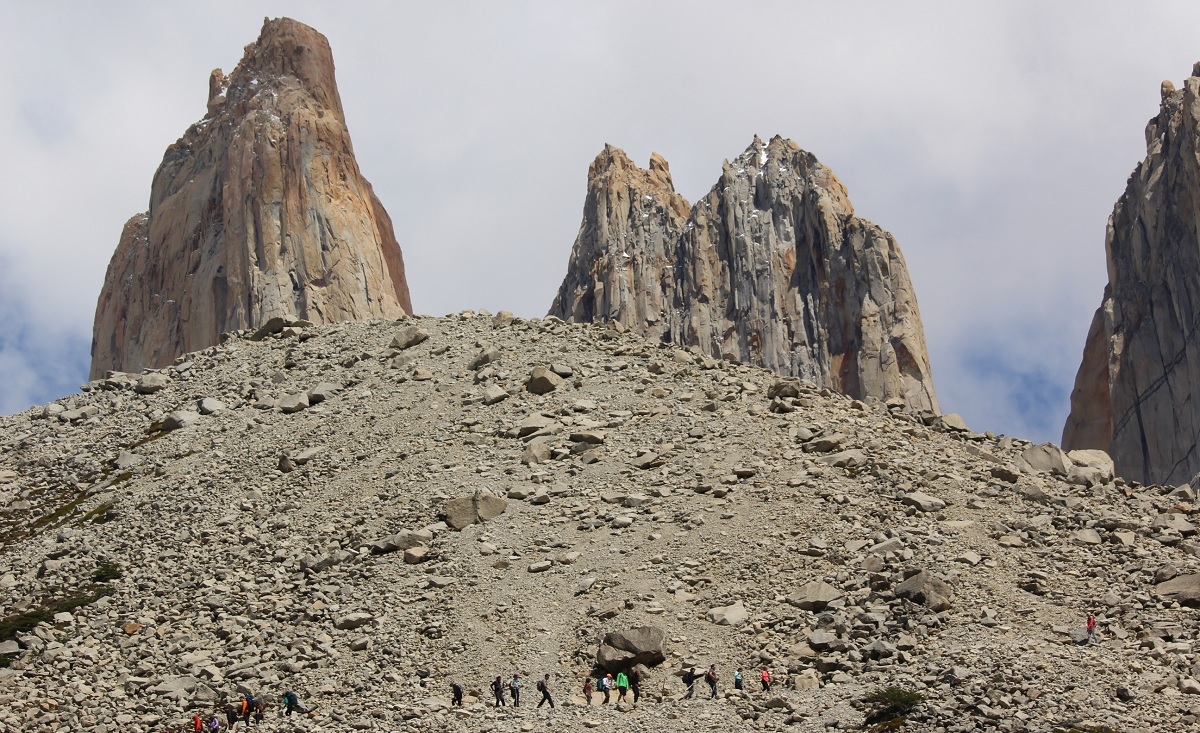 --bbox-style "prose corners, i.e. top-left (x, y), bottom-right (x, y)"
top-left (89, 17), bottom-right (411, 379)
top-left (550, 136), bottom-right (939, 414)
